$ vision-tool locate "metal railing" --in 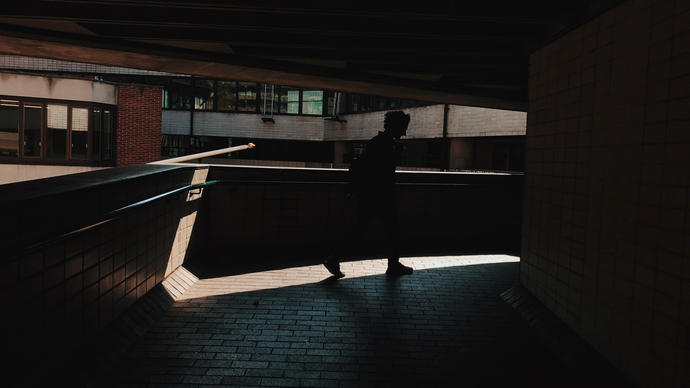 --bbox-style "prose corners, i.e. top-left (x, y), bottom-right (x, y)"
top-left (150, 143), bottom-right (255, 164)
